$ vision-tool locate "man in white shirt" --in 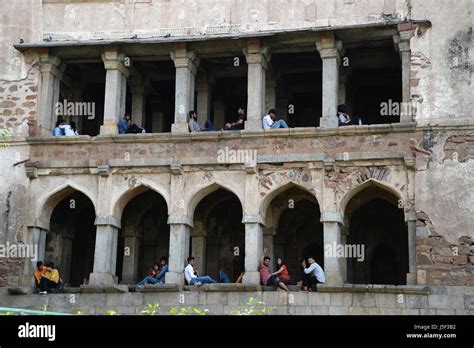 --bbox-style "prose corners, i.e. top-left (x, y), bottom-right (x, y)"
top-left (184, 256), bottom-right (217, 286)
top-left (262, 109), bottom-right (289, 129)
top-left (301, 256), bottom-right (325, 292)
